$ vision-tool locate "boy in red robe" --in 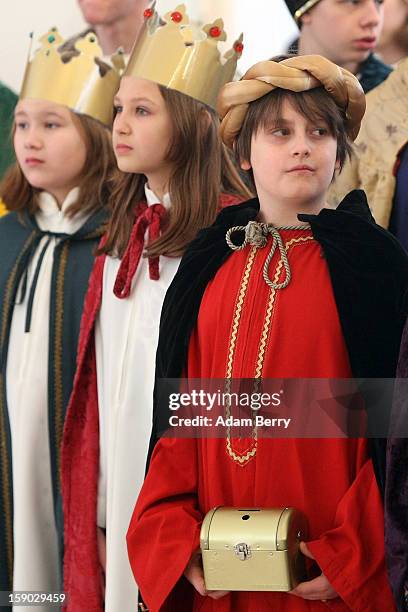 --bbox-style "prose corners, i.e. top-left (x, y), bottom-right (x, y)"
top-left (127, 55), bottom-right (408, 610)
